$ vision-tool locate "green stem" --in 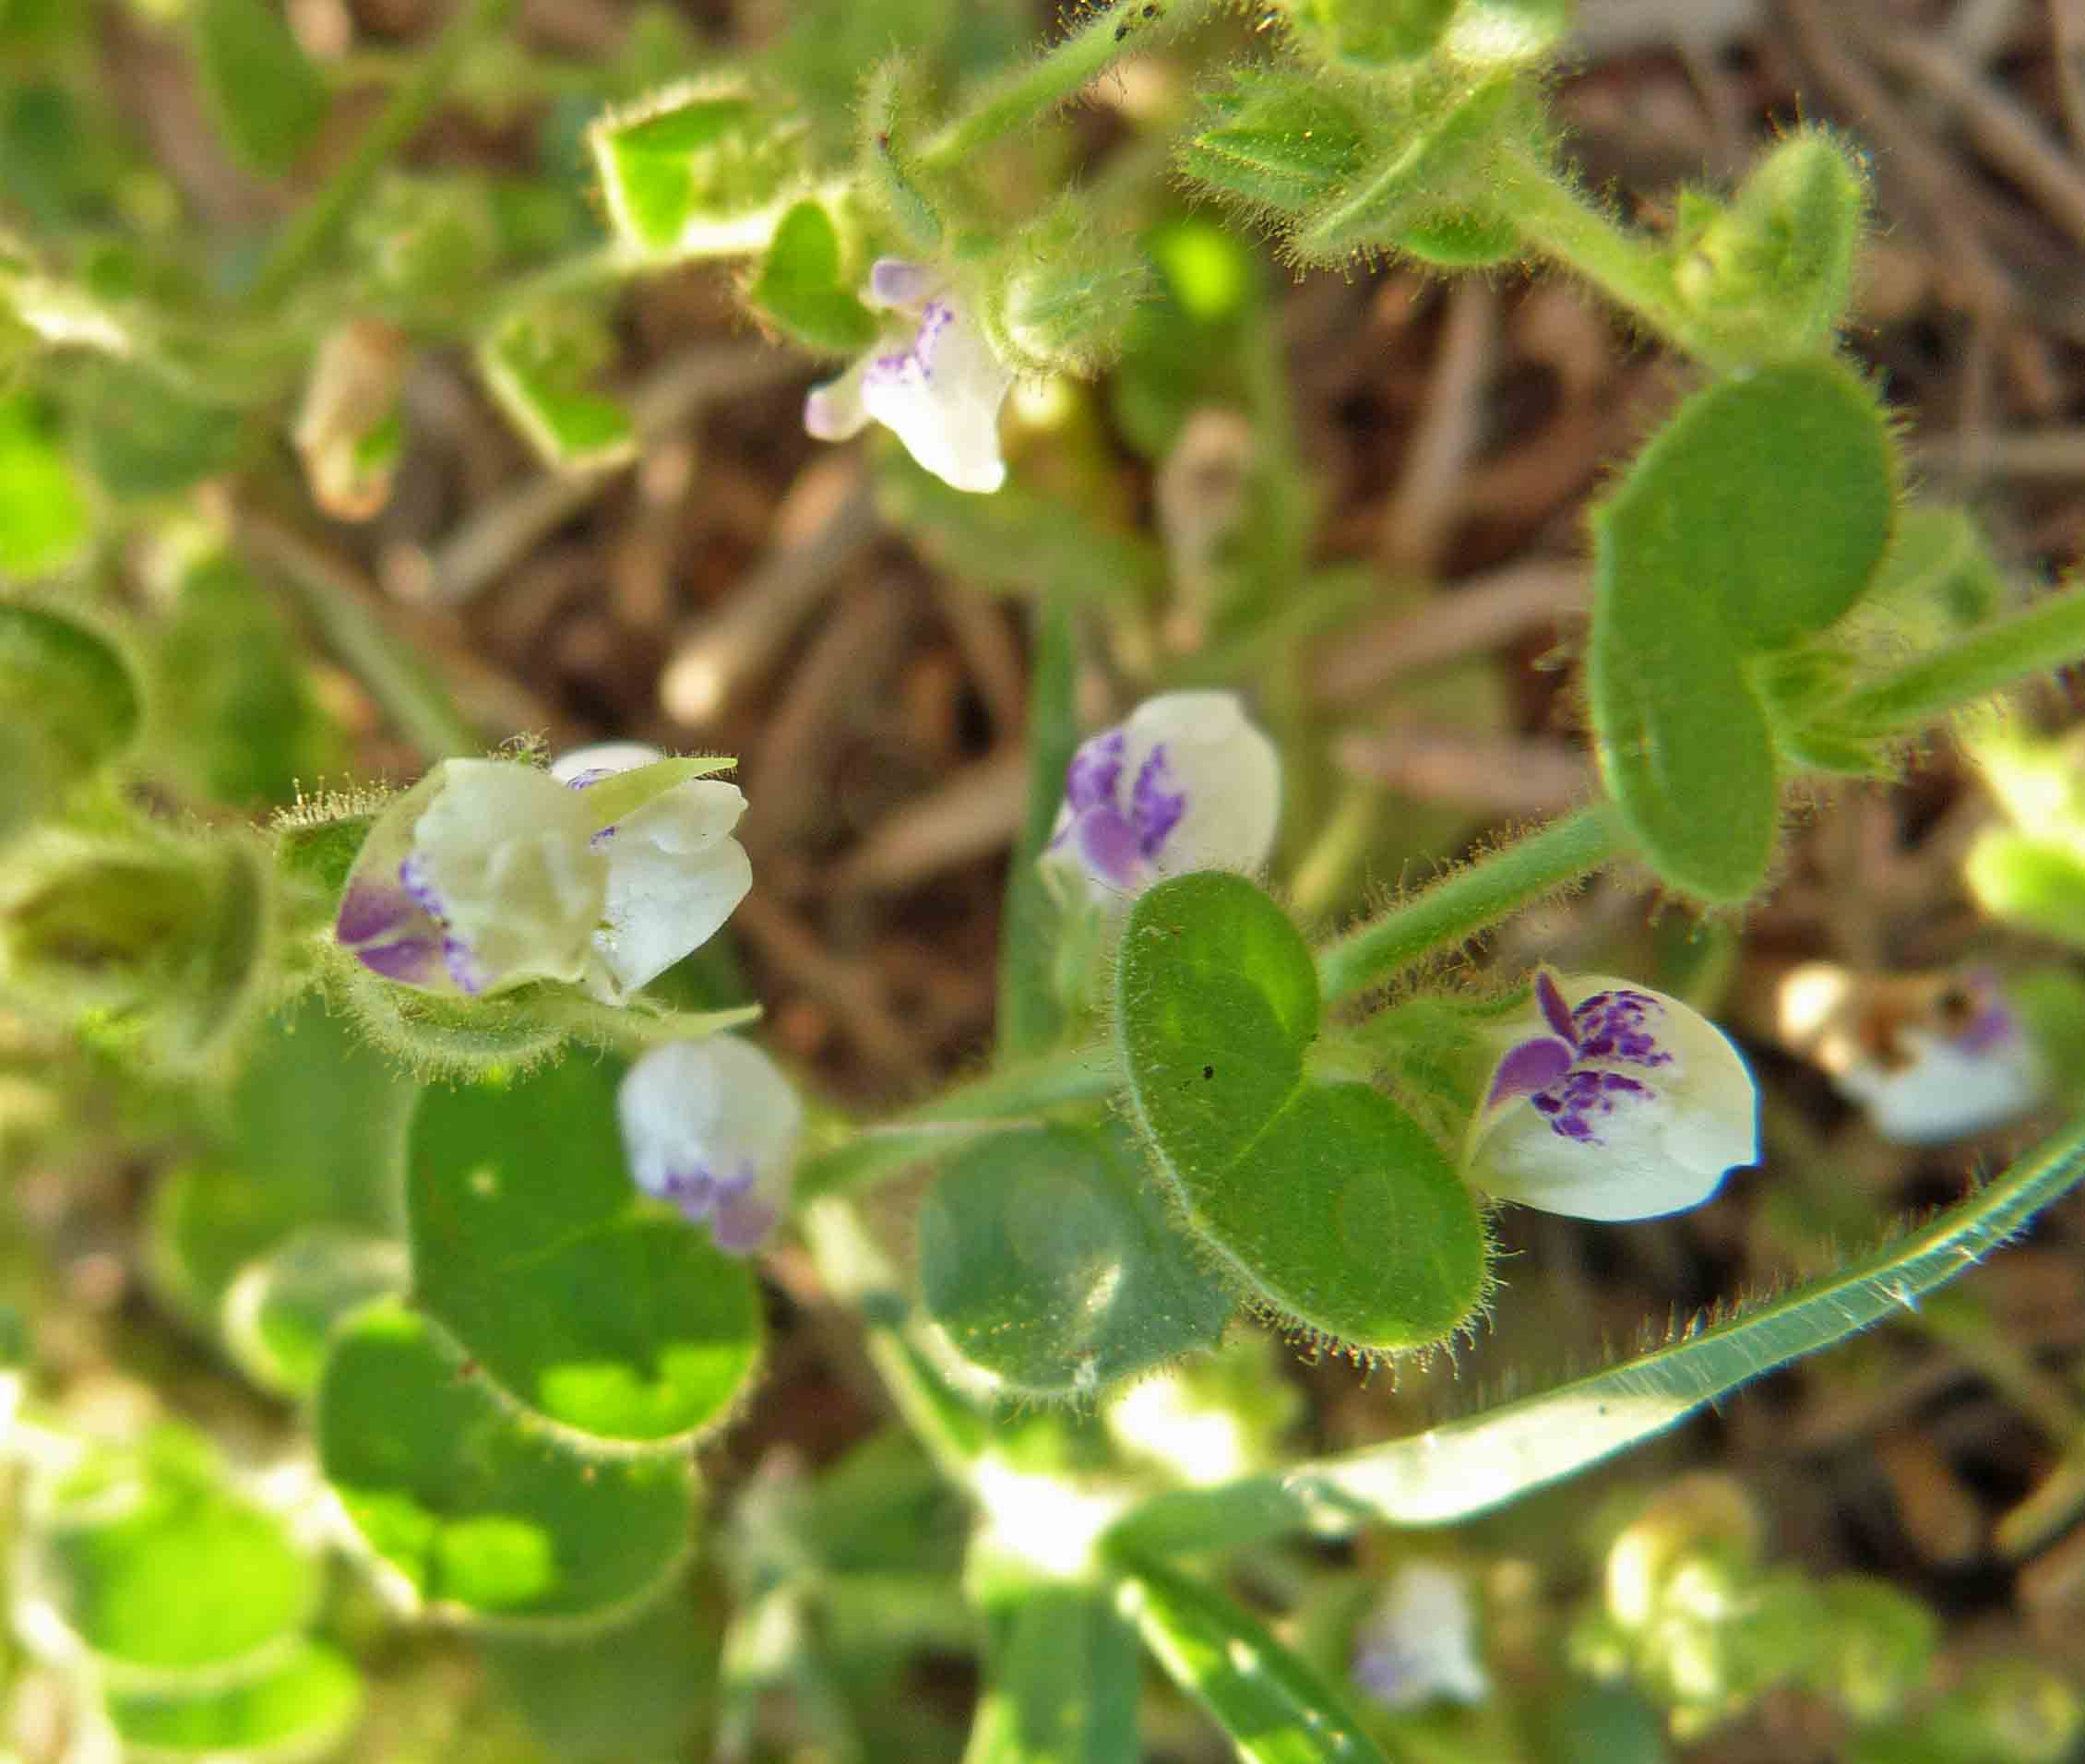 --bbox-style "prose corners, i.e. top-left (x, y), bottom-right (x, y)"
top-left (1837, 587), bottom-right (2085, 733)
top-left (997, 594), bottom-right (1079, 1061)
top-left (796, 1047), bottom-right (1121, 1201)
top-left (1500, 143), bottom-right (1734, 368)
top-left (246, 0), bottom-right (518, 310)
top-left (917, 0), bottom-right (1215, 173)
top-left (1314, 806), bottom-right (1626, 1006)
